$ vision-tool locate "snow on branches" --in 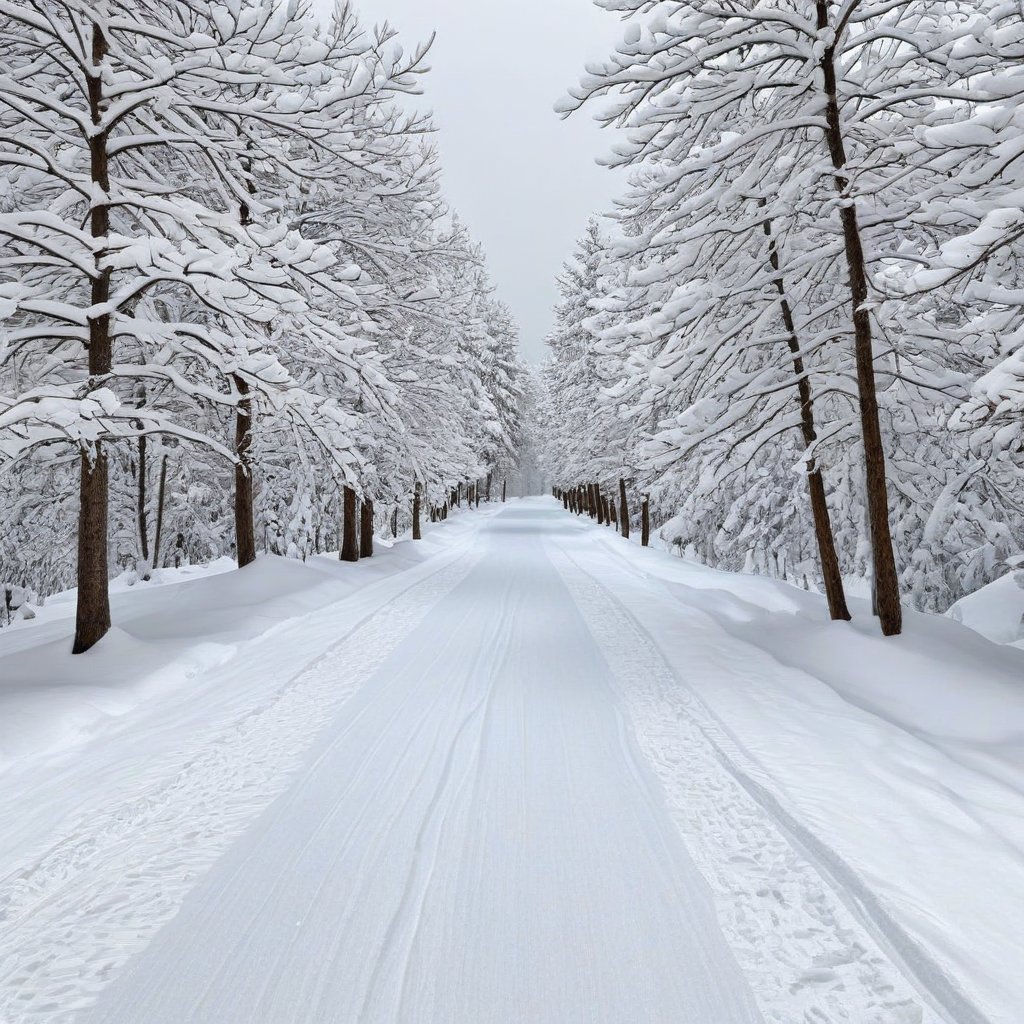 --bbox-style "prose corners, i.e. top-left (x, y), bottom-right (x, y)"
top-left (0, 1), bottom-right (525, 650)
top-left (545, 0), bottom-right (1024, 628)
